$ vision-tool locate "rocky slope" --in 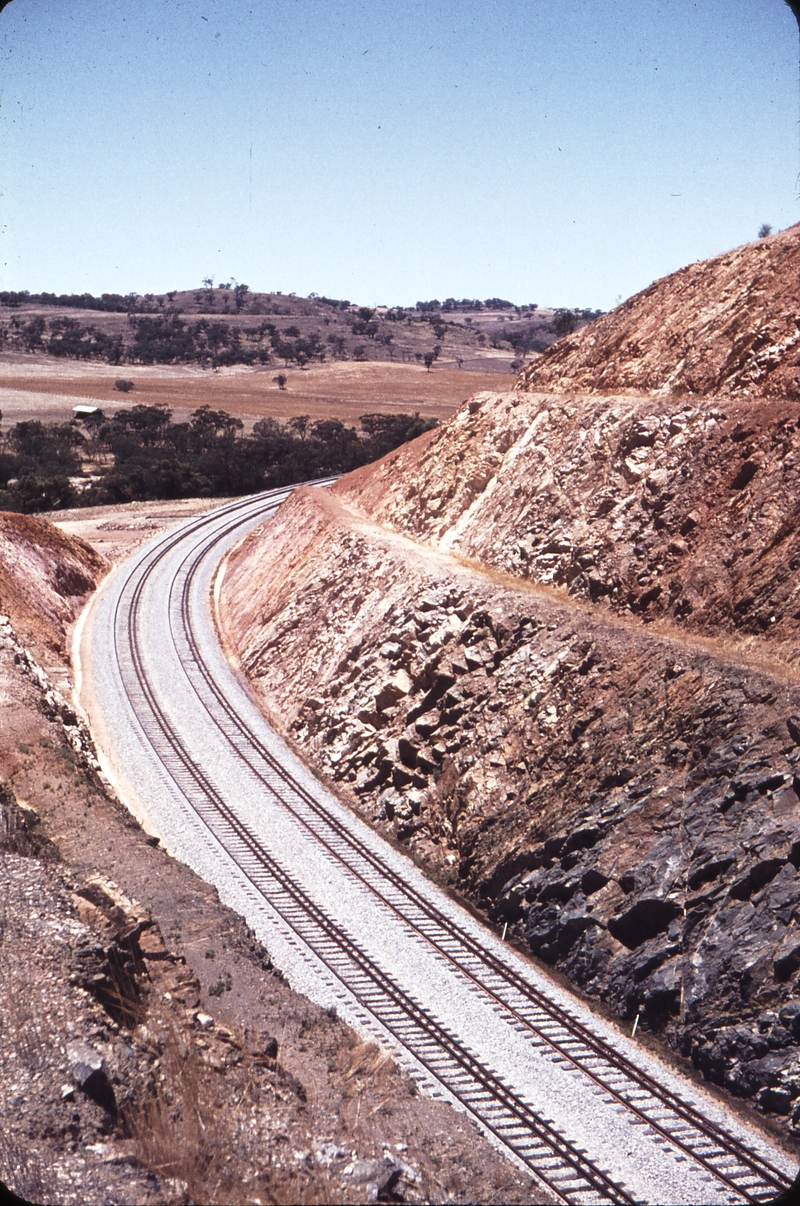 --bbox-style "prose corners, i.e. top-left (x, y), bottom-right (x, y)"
top-left (335, 389), bottom-right (800, 663)
top-left (218, 227), bottom-right (800, 1140)
top-left (517, 223), bottom-right (800, 400)
top-left (220, 484), bottom-right (800, 1131)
